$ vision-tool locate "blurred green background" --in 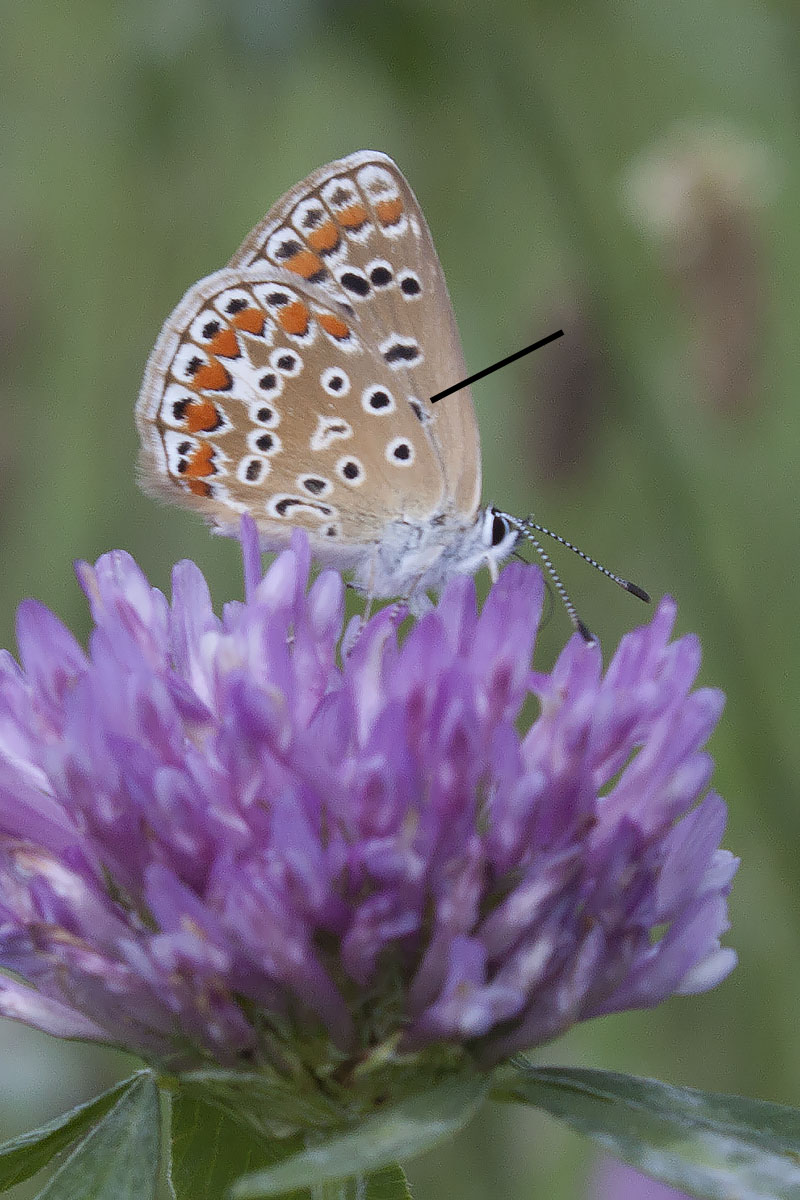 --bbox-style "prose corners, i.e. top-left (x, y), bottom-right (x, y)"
top-left (2, 1), bottom-right (799, 1196)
